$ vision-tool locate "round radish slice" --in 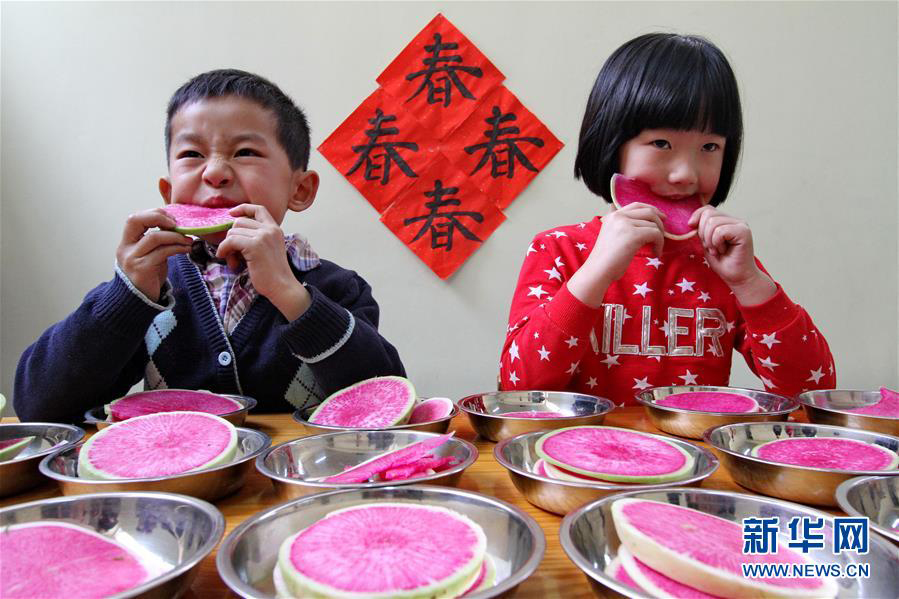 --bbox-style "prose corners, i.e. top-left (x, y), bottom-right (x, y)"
top-left (322, 433), bottom-right (454, 484)
top-left (542, 459), bottom-right (622, 483)
top-left (604, 556), bottom-right (642, 593)
top-left (105, 389), bottom-right (243, 422)
top-left (618, 545), bottom-right (723, 598)
top-left (610, 174), bottom-right (701, 240)
top-left (535, 426), bottom-right (694, 483)
top-left (308, 376), bottom-right (416, 428)
top-left (612, 498), bottom-right (839, 598)
top-left (751, 437), bottom-right (899, 471)
top-left (77, 411), bottom-right (237, 480)
top-left (0, 436), bottom-right (34, 461)
top-left (162, 204), bottom-right (235, 235)
top-left (845, 387), bottom-right (899, 418)
top-left (0, 521), bottom-right (149, 598)
top-left (461, 554), bottom-right (496, 596)
top-left (408, 397), bottom-right (454, 424)
top-left (277, 503), bottom-right (487, 598)
top-left (656, 392), bottom-right (760, 413)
